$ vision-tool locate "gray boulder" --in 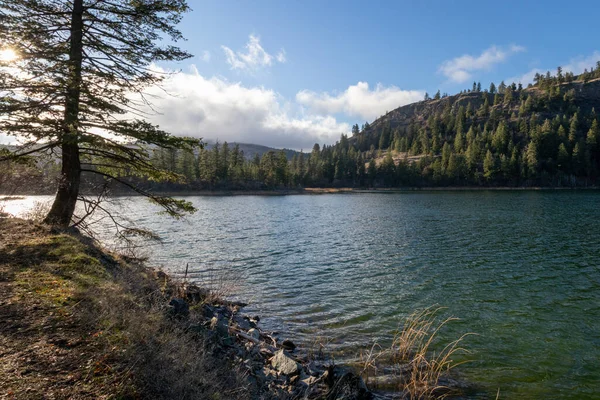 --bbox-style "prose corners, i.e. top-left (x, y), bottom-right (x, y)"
top-left (271, 350), bottom-right (300, 376)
